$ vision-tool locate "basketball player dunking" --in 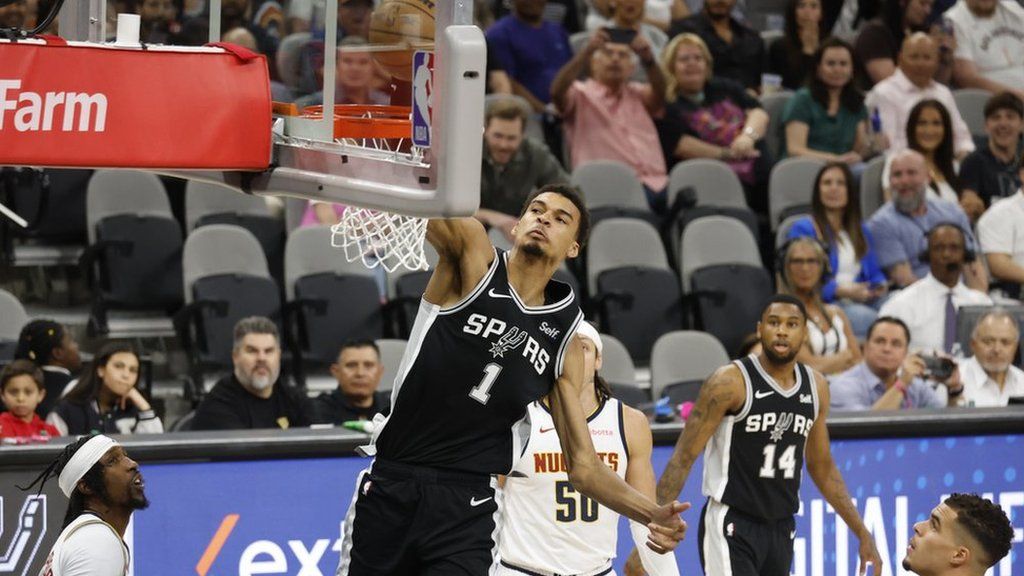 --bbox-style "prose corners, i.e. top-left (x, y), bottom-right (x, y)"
top-left (628, 295), bottom-right (883, 576)
top-left (337, 184), bottom-right (687, 576)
